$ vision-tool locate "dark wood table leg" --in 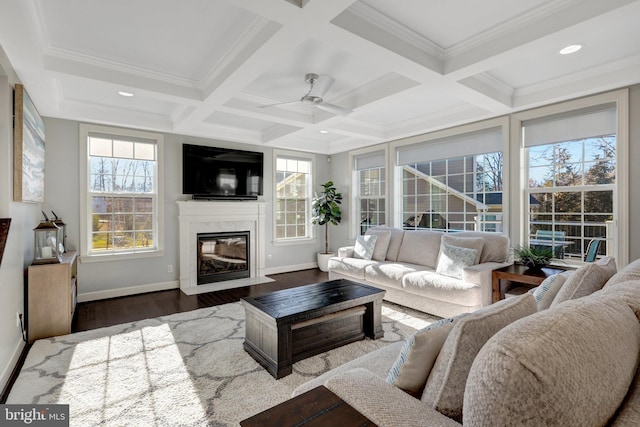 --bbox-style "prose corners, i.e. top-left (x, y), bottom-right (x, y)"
top-left (363, 298), bottom-right (384, 339)
top-left (492, 272), bottom-right (502, 303)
